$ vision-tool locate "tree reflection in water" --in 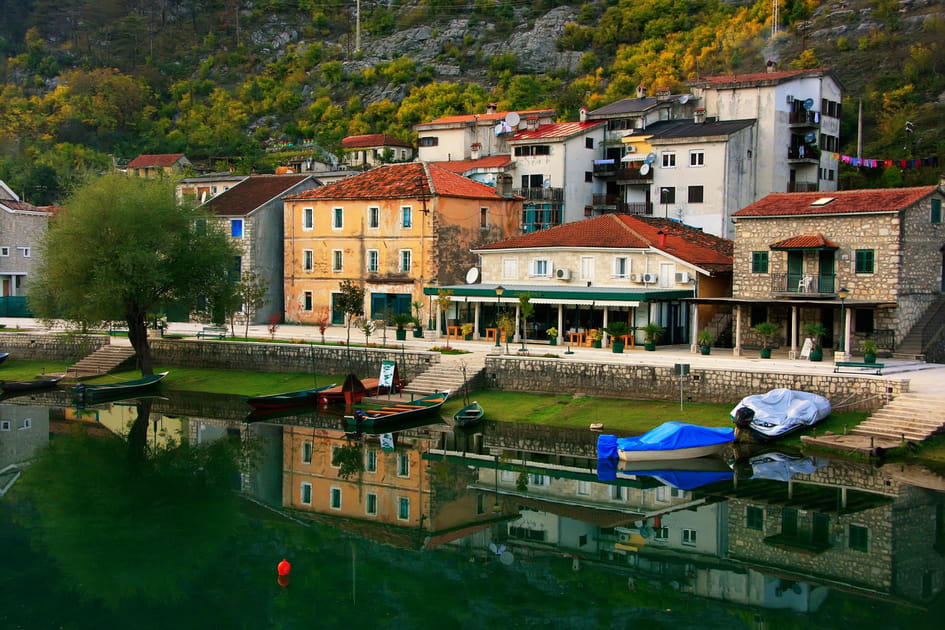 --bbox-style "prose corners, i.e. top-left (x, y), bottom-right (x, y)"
top-left (20, 399), bottom-right (243, 608)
